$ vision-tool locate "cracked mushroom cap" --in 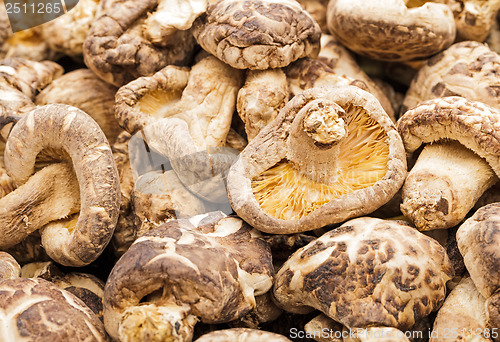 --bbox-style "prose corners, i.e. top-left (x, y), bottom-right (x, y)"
top-left (0, 251), bottom-right (20, 281)
top-left (103, 213), bottom-right (274, 341)
top-left (83, 0), bottom-right (198, 87)
top-left (1, 104), bottom-right (120, 266)
top-left (273, 217), bottom-right (453, 330)
top-left (195, 328), bottom-right (292, 341)
top-left (192, 0), bottom-right (321, 70)
top-left (227, 85), bottom-right (406, 234)
top-left (402, 41), bottom-right (500, 114)
top-left (326, 0), bottom-right (456, 62)
top-left (0, 277), bottom-right (108, 341)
